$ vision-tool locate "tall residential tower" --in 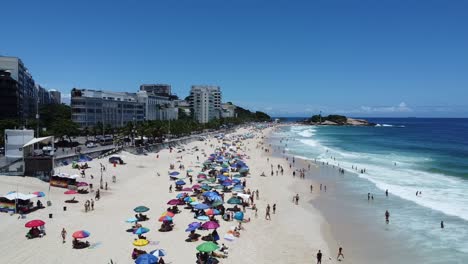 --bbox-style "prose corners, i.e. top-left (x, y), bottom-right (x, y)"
top-left (189, 85), bottom-right (221, 124)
